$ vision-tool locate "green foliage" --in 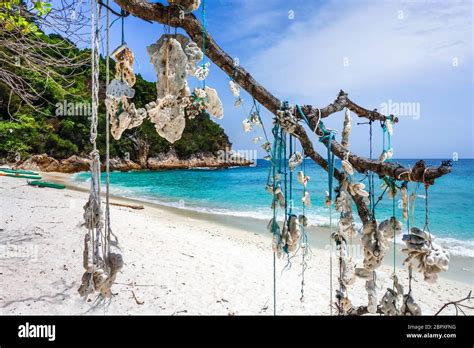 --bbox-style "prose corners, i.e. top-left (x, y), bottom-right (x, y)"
top-left (0, 0), bottom-right (51, 35)
top-left (0, 28), bottom-right (232, 163)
